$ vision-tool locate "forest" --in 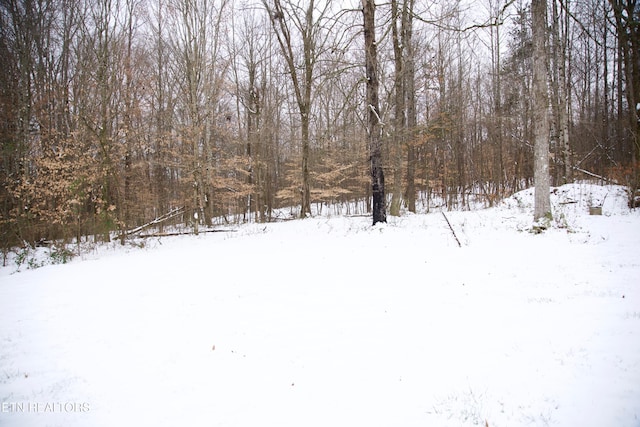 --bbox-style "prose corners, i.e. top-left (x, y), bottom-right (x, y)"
top-left (1, 0), bottom-right (639, 248)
